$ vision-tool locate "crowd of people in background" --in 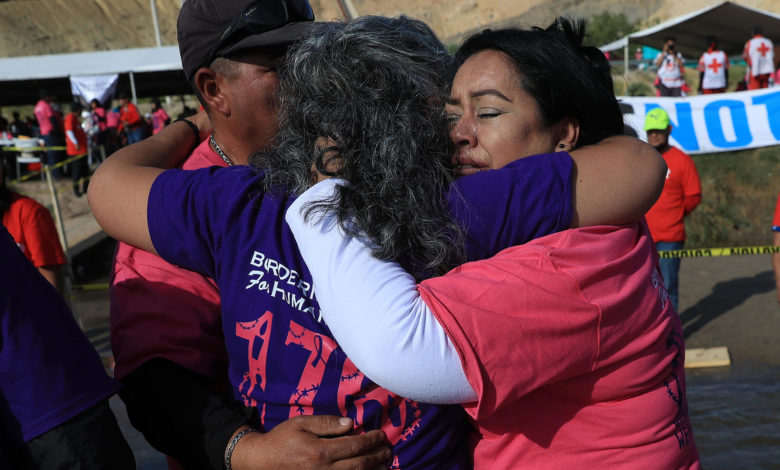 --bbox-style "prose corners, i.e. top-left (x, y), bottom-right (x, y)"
top-left (0, 91), bottom-right (174, 191)
top-left (648, 27), bottom-right (777, 97)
